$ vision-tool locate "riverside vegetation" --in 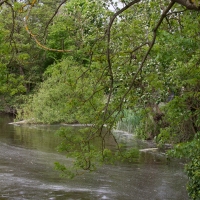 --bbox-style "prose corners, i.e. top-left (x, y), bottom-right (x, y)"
top-left (0, 0), bottom-right (200, 199)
